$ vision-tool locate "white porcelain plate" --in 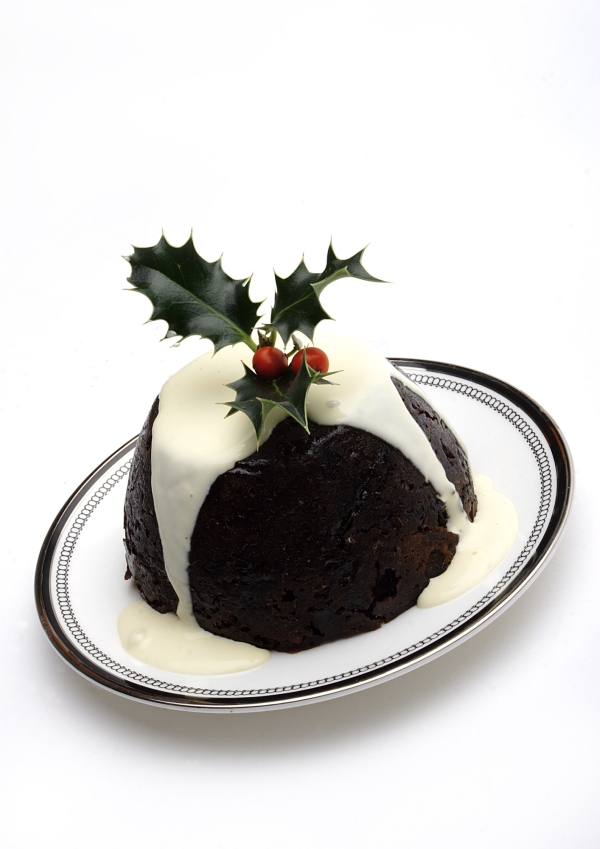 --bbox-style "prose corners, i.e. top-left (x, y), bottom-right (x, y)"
top-left (36, 360), bottom-right (573, 712)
